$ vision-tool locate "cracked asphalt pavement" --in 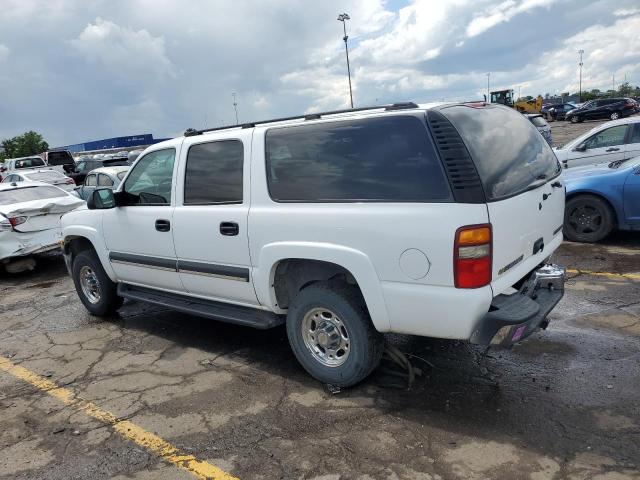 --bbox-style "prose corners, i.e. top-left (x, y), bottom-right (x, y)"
top-left (1, 231), bottom-right (639, 480)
